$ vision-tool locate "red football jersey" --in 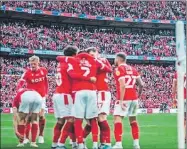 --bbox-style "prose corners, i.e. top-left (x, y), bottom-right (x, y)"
top-left (13, 88), bottom-right (34, 108)
top-left (19, 67), bottom-right (48, 97)
top-left (55, 61), bottom-right (72, 94)
top-left (174, 72), bottom-right (186, 99)
top-left (96, 58), bottom-right (112, 91)
top-left (114, 64), bottom-right (140, 100)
